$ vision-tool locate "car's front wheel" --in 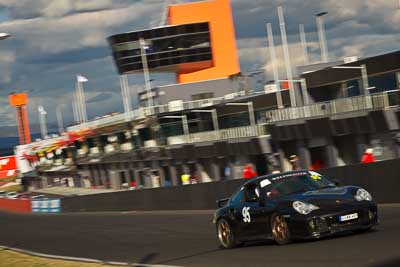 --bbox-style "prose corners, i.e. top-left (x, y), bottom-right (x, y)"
top-left (271, 213), bottom-right (291, 245)
top-left (217, 218), bottom-right (239, 249)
